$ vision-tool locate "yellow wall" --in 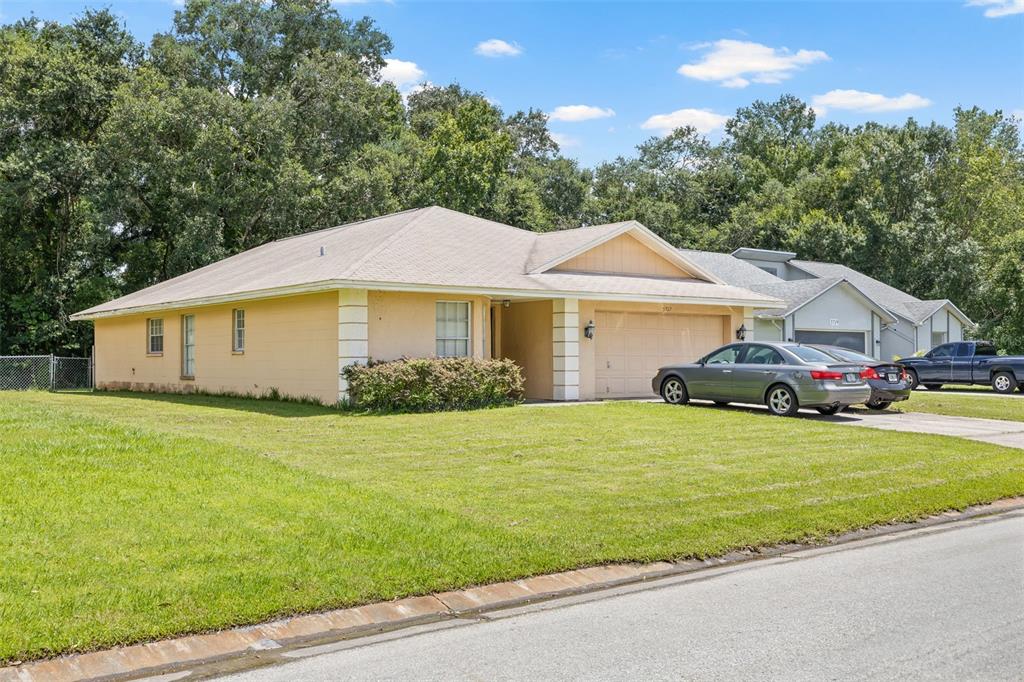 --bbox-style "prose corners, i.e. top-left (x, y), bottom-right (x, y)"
top-left (94, 292), bottom-right (339, 405)
top-left (367, 291), bottom-right (490, 361)
top-left (500, 300), bottom-right (553, 400)
top-left (554, 233), bottom-right (694, 279)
